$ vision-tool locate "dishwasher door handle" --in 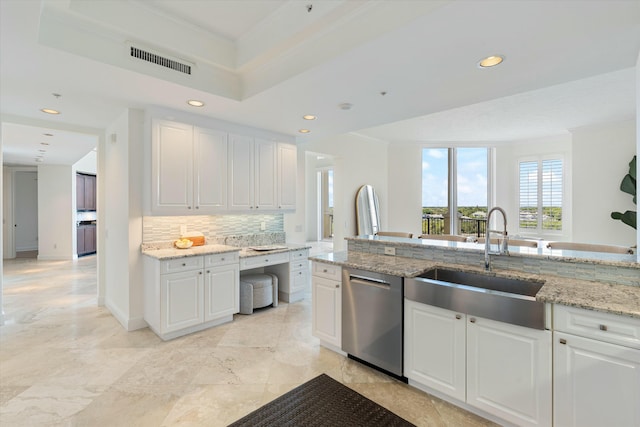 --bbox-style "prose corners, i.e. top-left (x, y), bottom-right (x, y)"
top-left (349, 277), bottom-right (391, 290)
